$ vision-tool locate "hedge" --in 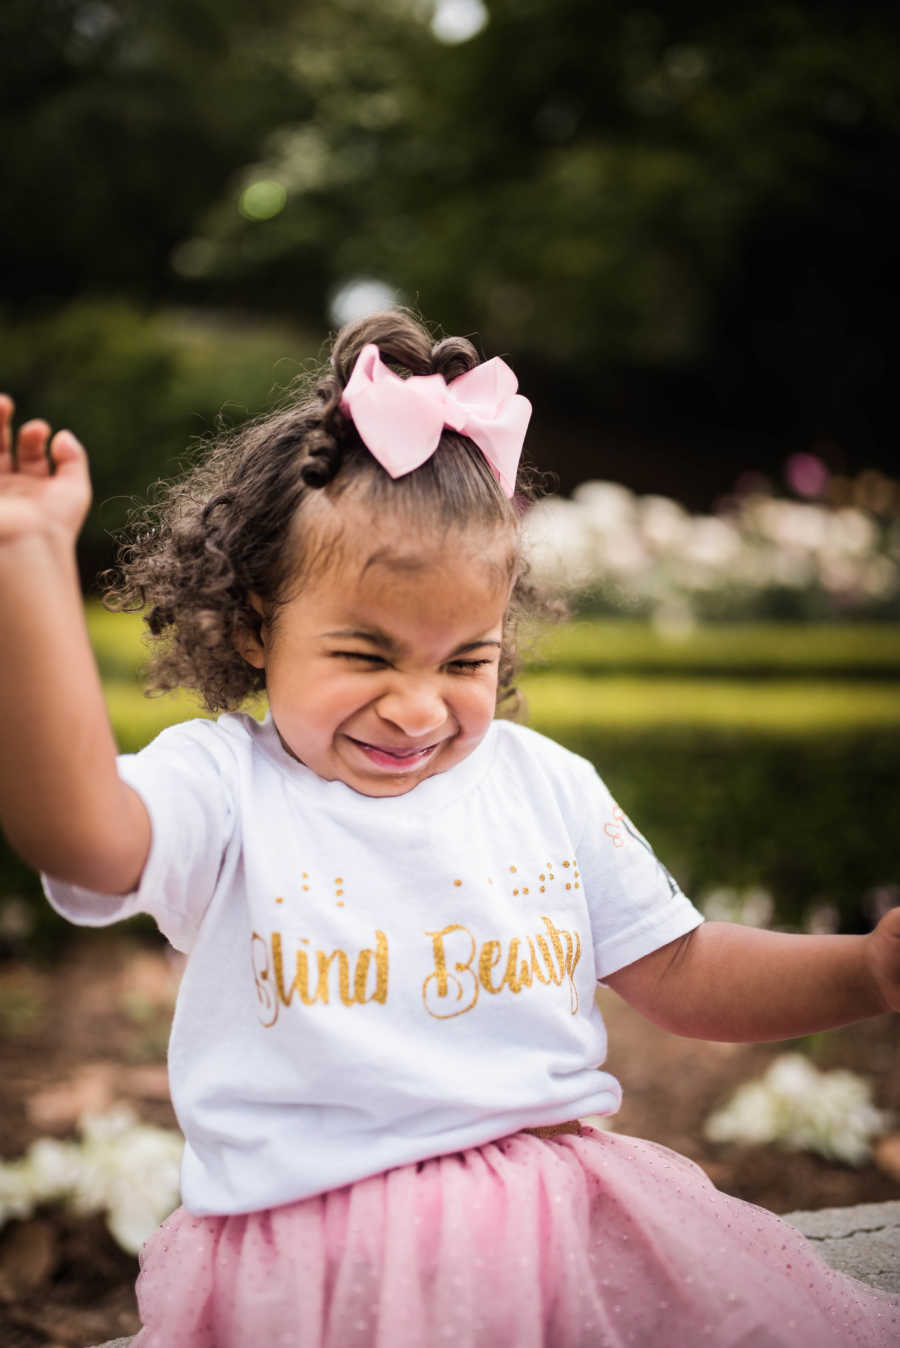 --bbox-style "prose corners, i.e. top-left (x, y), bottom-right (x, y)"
top-left (532, 724), bottom-right (900, 930)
